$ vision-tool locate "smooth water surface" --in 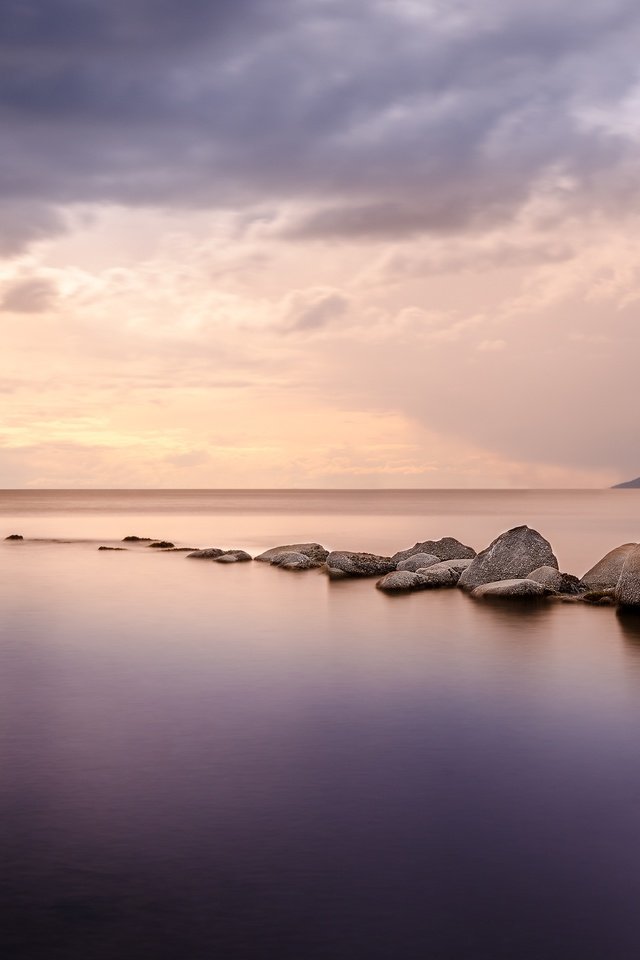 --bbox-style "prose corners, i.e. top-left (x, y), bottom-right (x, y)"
top-left (2, 490), bottom-right (640, 959)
